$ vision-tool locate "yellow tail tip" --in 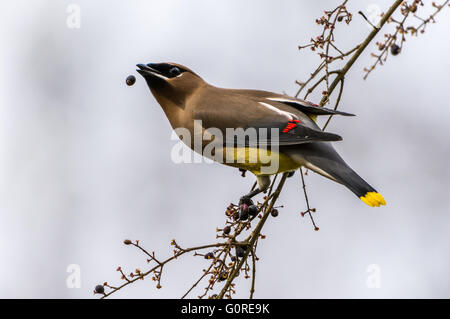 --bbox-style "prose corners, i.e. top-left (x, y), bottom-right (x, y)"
top-left (360, 192), bottom-right (386, 207)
